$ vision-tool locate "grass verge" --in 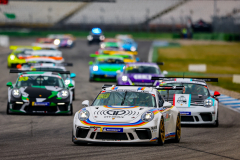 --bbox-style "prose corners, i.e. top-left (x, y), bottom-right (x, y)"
top-left (157, 44), bottom-right (240, 93)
